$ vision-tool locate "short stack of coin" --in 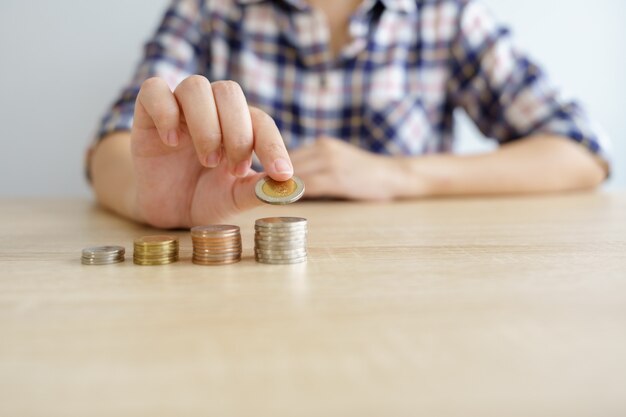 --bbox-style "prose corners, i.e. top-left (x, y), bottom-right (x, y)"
top-left (191, 225), bottom-right (242, 265)
top-left (133, 235), bottom-right (179, 265)
top-left (254, 217), bottom-right (308, 264)
top-left (81, 246), bottom-right (125, 265)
